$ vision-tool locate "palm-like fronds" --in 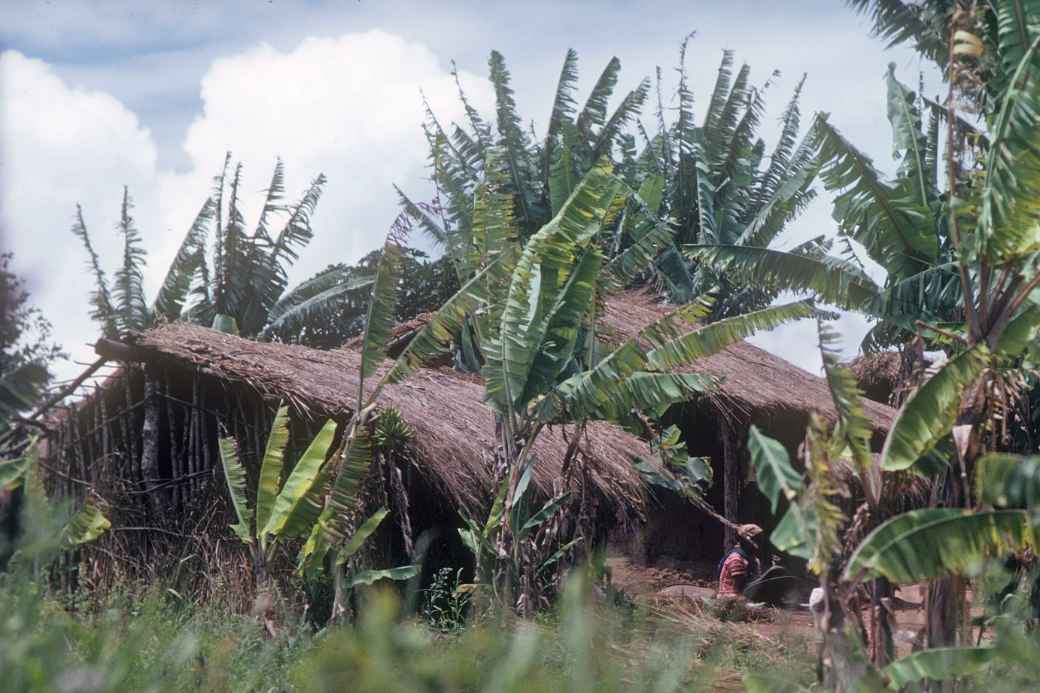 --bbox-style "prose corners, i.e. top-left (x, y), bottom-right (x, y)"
top-left (381, 259), bottom-right (501, 386)
top-left (881, 344), bottom-right (991, 471)
top-left (646, 300), bottom-right (813, 370)
top-left (218, 436), bottom-right (253, 544)
top-left (882, 647), bottom-right (998, 689)
top-left (261, 419), bottom-right (337, 543)
top-left (489, 51), bottom-right (537, 230)
top-left (112, 187), bottom-right (149, 334)
top-left (75, 154), bottom-right (331, 343)
top-left (979, 30), bottom-right (1040, 261)
top-left (753, 73), bottom-right (807, 209)
top-left (844, 507), bottom-right (1034, 583)
top-left (591, 78), bottom-right (650, 163)
top-left (816, 115), bottom-right (937, 279)
top-left (818, 321), bottom-right (877, 503)
top-left (576, 57), bottom-right (622, 142)
top-left (748, 424), bottom-right (803, 514)
top-left (254, 405), bottom-right (290, 537)
top-left (153, 198), bottom-right (216, 323)
top-left (685, 245), bottom-right (882, 311)
top-left (543, 48), bottom-right (580, 193)
top-left (885, 65), bottom-right (932, 207)
top-left (488, 160), bottom-right (620, 414)
top-left (845, 0), bottom-right (950, 65)
top-left (70, 205), bottom-right (117, 338)
top-left (358, 215), bottom-right (410, 399)
top-left (261, 269), bottom-right (373, 339)
top-left (300, 425), bottom-right (375, 575)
